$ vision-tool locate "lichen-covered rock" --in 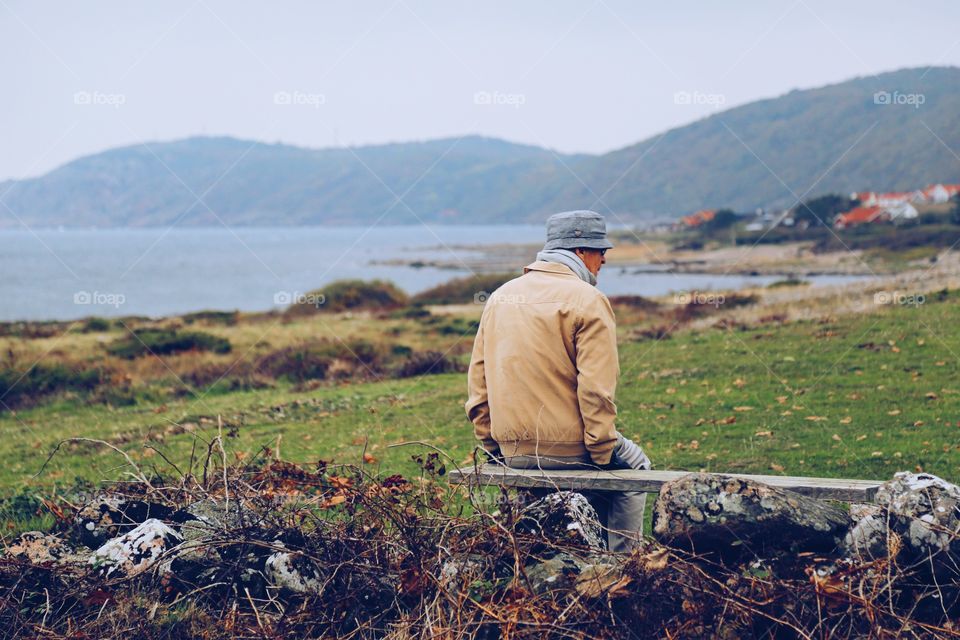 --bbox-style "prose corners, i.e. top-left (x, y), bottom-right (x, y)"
top-left (88, 518), bottom-right (182, 578)
top-left (184, 498), bottom-right (250, 531)
top-left (265, 544), bottom-right (326, 595)
top-left (73, 495), bottom-right (175, 548)
top-left (515, 491), bottom-right (605, 550)
top-left (172, 499), bottom-right (247, 567)
top-left (652, 474), bottom-right (848, 556)
top-left (522, 553), bottom-right (625, 597)
top-left (841, 503), bottom-right (890, 560)
top-left (166, 521), bottom-right (224, 584)
top-left (439, 555), bottom-right (485, 586)
top-left (525, 553), bottom-right (583, 594)
top-left (167, 499), bottom-right (269, 590)
top-left (6, 532), bottom-right (81, 566)
top-left (875, 472), bottom-right (960, 561)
